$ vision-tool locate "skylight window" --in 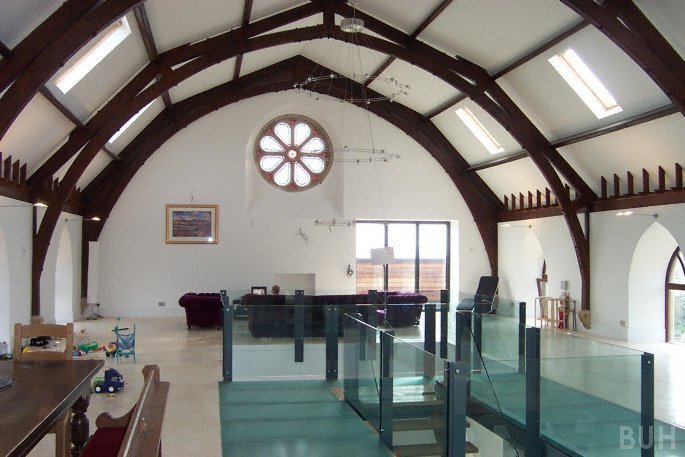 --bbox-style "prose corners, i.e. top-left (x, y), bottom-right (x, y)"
top-left (108, 101), bottom-right (153, 144)
top-left (548, 49), bottom-right (622, 119)
top-left (455, 107), bottom-right (505, 155)
top-left (55, 17), bottom-right (131, 94)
